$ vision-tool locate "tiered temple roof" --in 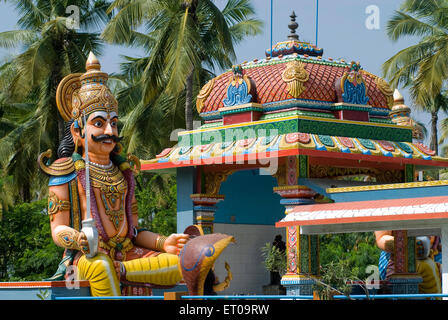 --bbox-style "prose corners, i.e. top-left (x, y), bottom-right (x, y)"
top-left (142, 13), bottom-right (443, 172)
